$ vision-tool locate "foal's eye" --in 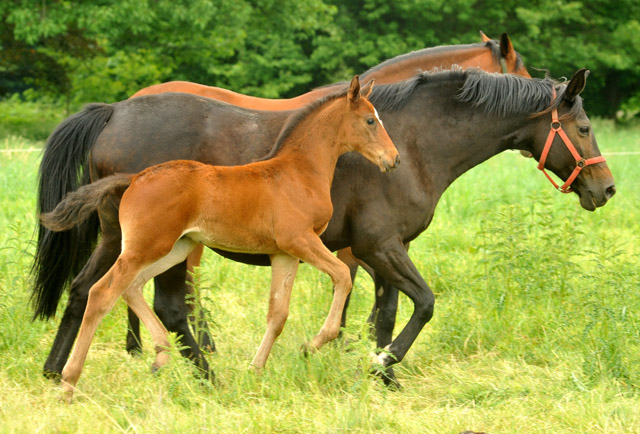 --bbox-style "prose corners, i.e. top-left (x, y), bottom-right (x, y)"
top-left (579, 126), bottom-right (590, 136)
top-left (367, 117), bottom-right (375, 125)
